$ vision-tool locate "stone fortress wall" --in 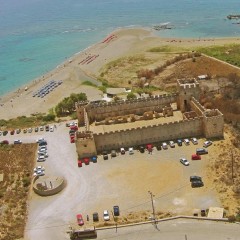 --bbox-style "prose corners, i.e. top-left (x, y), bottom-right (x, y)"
top-left (75, 79), bottom-right (224, 158)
